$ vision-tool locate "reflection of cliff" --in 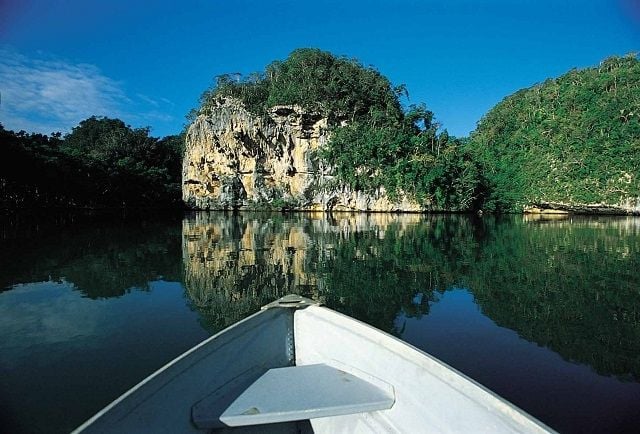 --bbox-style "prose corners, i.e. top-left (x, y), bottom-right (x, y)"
top-left (181, 212), bottom-right (438, 333)
top-left (182, 213), bottom-right (318, 332)
top-left (1, 212), bottom-right (183, 298)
